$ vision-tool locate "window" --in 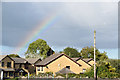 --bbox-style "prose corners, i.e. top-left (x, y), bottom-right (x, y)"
top-left (41, 67), bottom-right (43, 71)
top-left (19, 64), bottom-right (22, 68)
top-left (5, 72), bottom-right (8, 77)
top-left (25, 64), bottom-right (28, 69)
top-left (7, 62), bottom-right (11, 68)
top-left (9, 72), bottom-right (13, 76)
top-left (38, 67), bottom-right (40, 71)
top-left (83, 69), bottom-right (86, 73)
top-left (1, 62), bottom-right (4, 67)
top-left (66, 66), bottom-right (70, 69)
